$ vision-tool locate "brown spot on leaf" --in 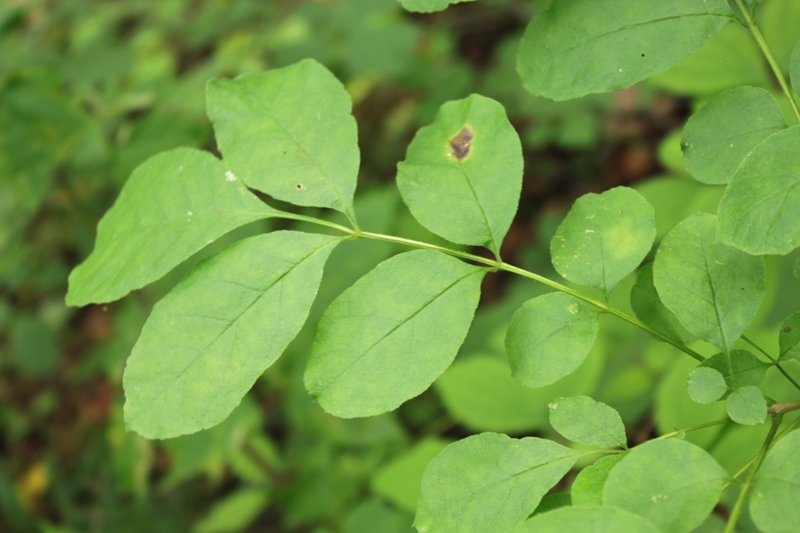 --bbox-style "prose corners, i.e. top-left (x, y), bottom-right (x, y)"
top-left (449, 127), bottom-right (473, 161)
top-left (784, 327), bottom-right (792, 332)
